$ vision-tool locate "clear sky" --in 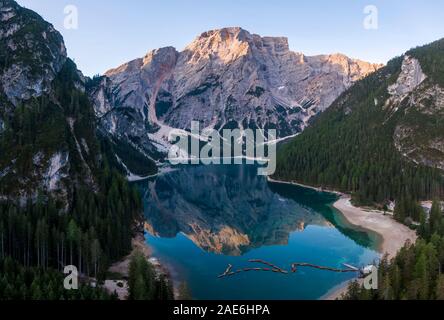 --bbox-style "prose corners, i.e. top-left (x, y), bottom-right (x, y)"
top-left (16, 0), bottom-right (444, 77)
